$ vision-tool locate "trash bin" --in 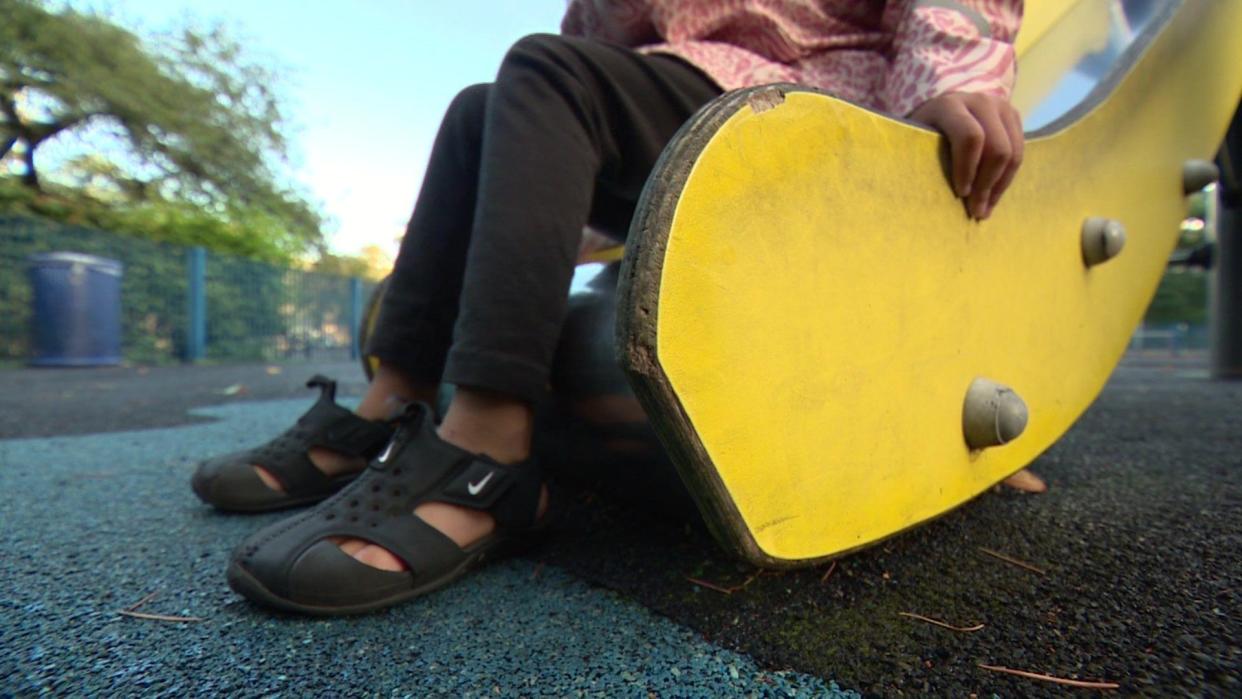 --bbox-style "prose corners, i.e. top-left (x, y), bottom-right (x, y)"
top-left (28, 252), bottom-right (123, 366)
